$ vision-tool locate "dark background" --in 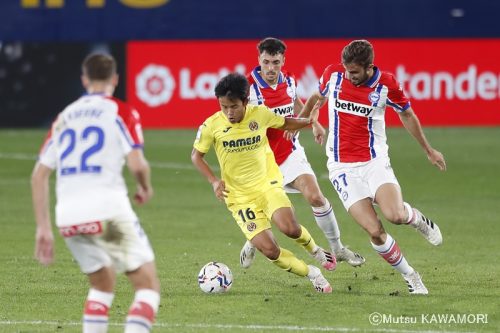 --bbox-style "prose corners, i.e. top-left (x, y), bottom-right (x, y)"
top-left (0, 43), bottom-right (125, 127)
top-left (2, 0), bottom-right (498, 40)
top-left (0, 0), bottom-right (498, 127)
